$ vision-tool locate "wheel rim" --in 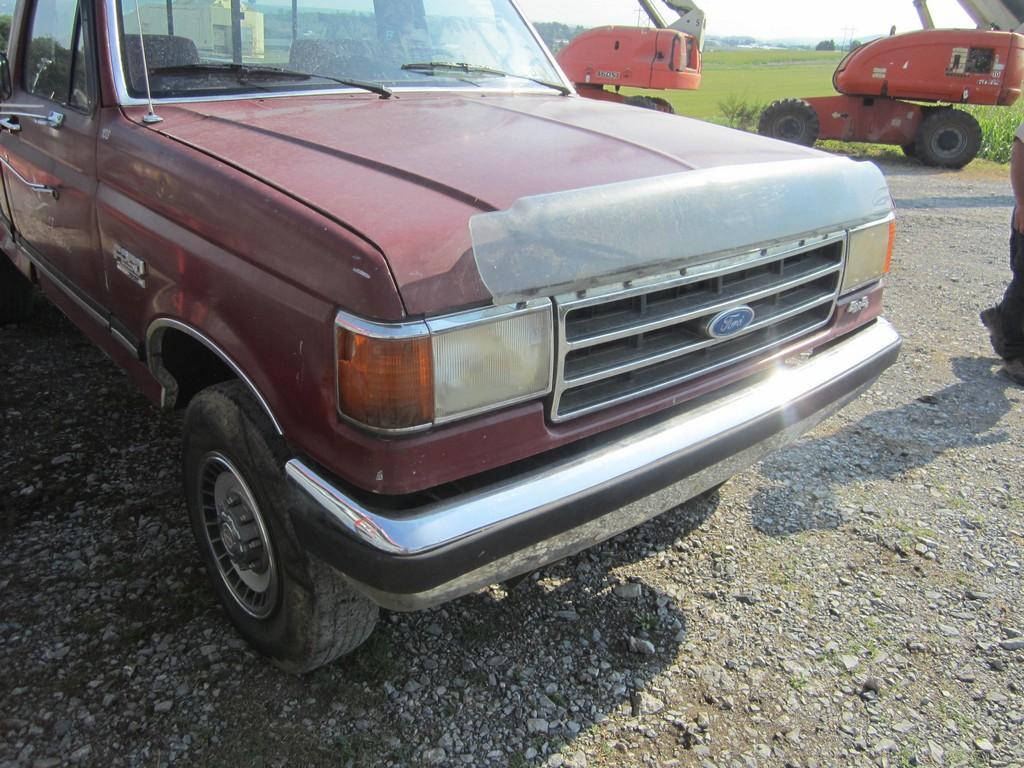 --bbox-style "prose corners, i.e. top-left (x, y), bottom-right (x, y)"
top-left (931, 127), bottom-right (967, 160)
top-left (775, 116), bottom-right (805, 141)
top-left (199, 453), bottom-right (279, 619)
